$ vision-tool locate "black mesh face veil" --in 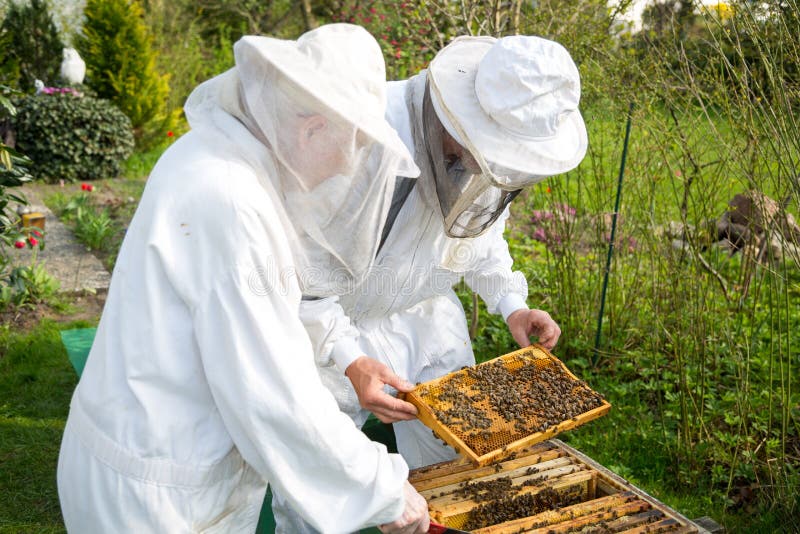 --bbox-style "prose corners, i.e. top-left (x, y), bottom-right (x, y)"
top-left (421, 82), bottom-right (520, 238)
